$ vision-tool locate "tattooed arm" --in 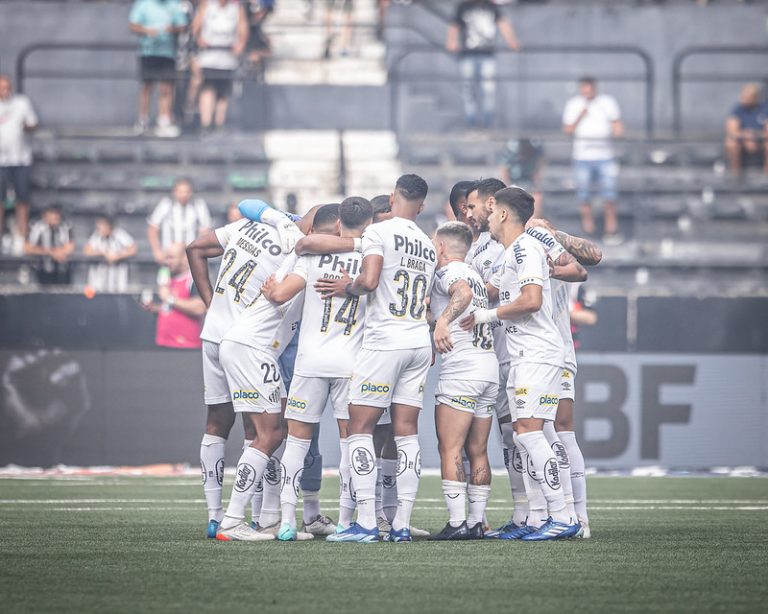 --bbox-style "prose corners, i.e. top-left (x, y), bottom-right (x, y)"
top-left (551, 250), bottom-right (588, 282)
top-left (555, 230), bottom-right (603, 266)
top-left (433, 279), bottom-right (473, 354)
